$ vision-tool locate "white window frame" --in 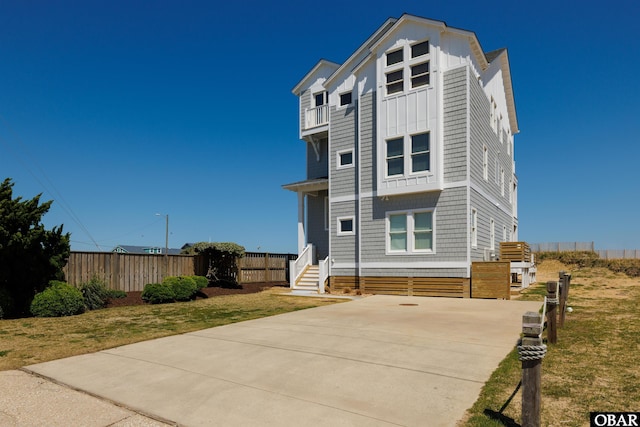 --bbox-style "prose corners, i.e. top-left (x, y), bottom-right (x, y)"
top-left (384, 39), bottom-right (430, 97)
top-left (337, 216), bottom-right (355, 236)
top-left (385, 209), bottom-right (435, 255)
top-left (337, 149), bottom-right (354, 170)
top-left (385, 133), bottom-right (430, 179)
top-left (500, 168), bottom-right (505, 197)
top-left (471, 208), bottom-right (478, 248)
top-left (483, 145), bottom-right (488, 181)
top-left (490, 97), bottom-right (498, 133)
top-left (339, 91), bottom-right (353, 107)
top-left (503, 225), bottom-right (507, 242)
